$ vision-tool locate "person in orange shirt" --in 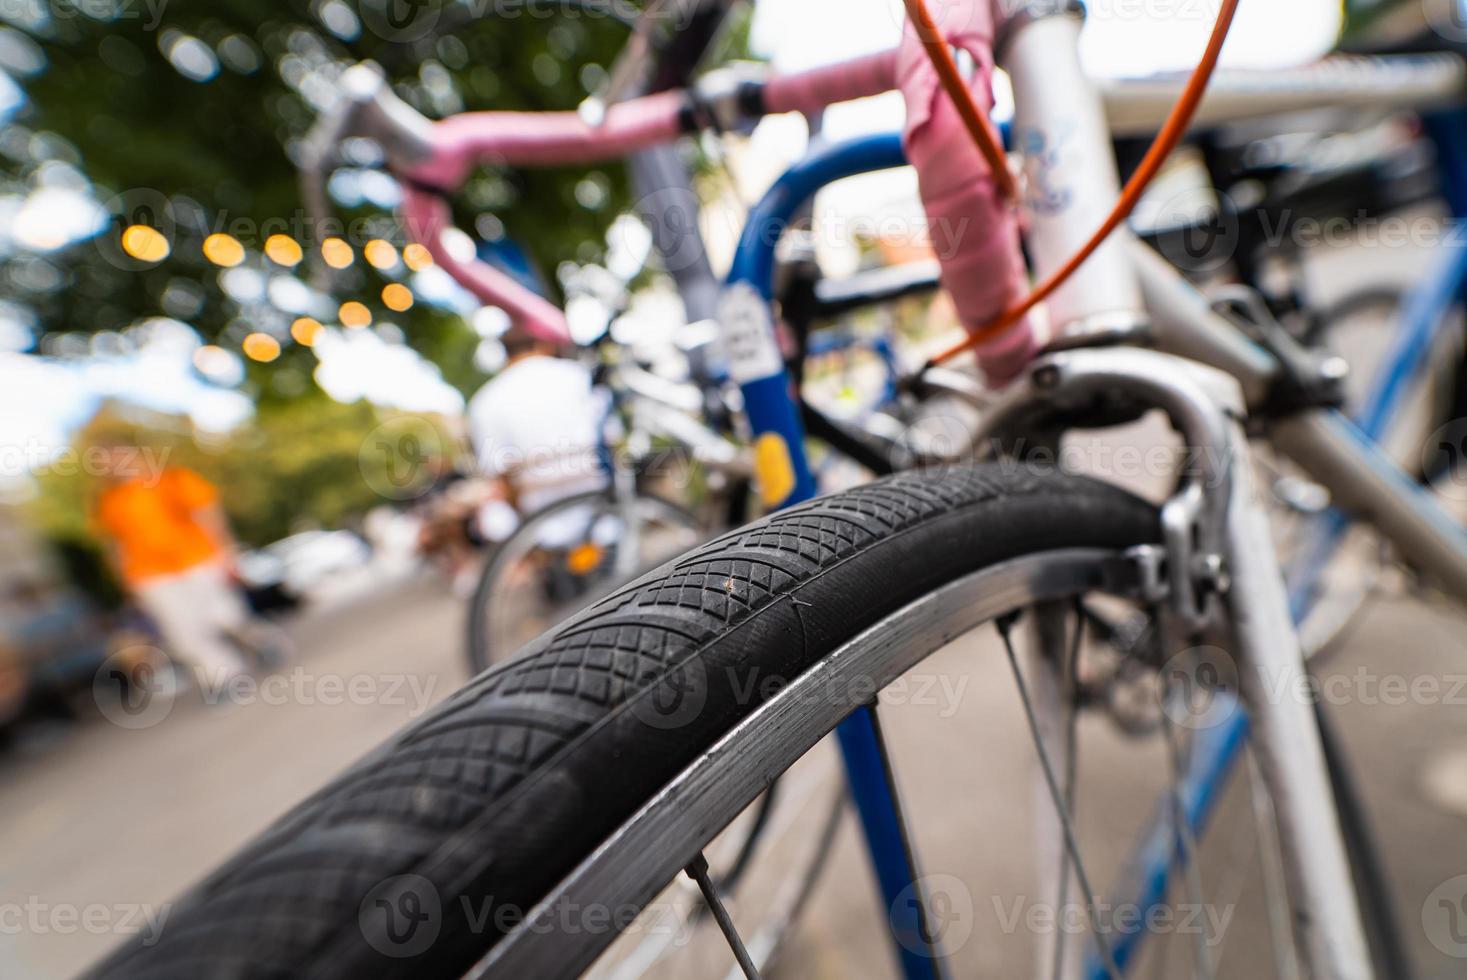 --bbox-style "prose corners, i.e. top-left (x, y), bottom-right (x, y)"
top-left (93, 437), bottom-right (268, 684)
